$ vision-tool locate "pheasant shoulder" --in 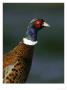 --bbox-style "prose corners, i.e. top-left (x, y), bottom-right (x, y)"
top-left (3, 42), bottom-right (34, 83)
